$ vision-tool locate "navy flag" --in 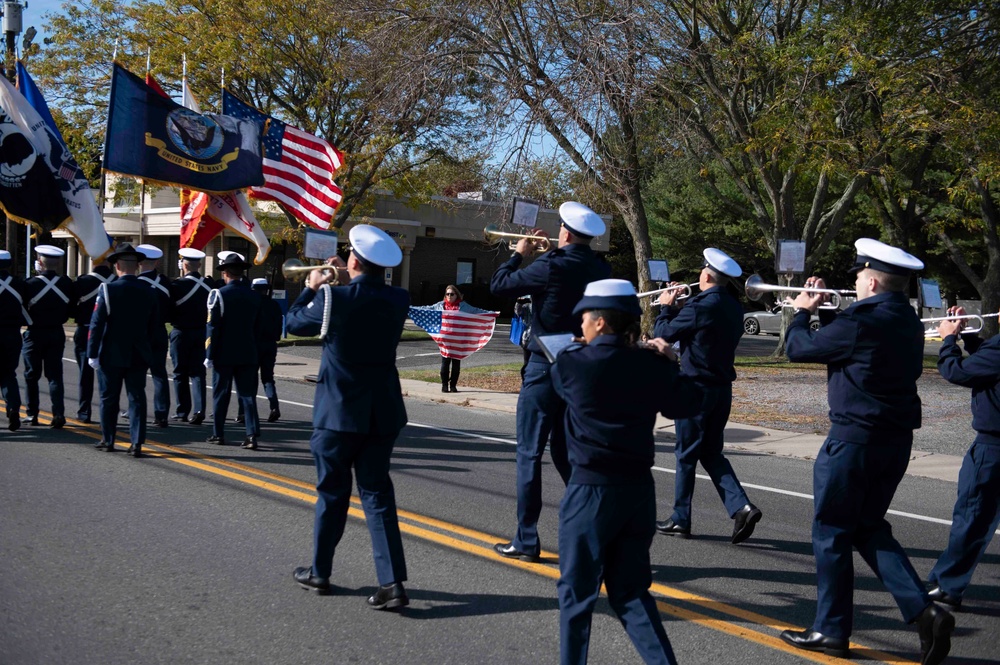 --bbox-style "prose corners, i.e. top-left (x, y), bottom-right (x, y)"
top-left (104, 63), bottom-right (265, 193)
top-left (0, 75), bottom-right (71, 231)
